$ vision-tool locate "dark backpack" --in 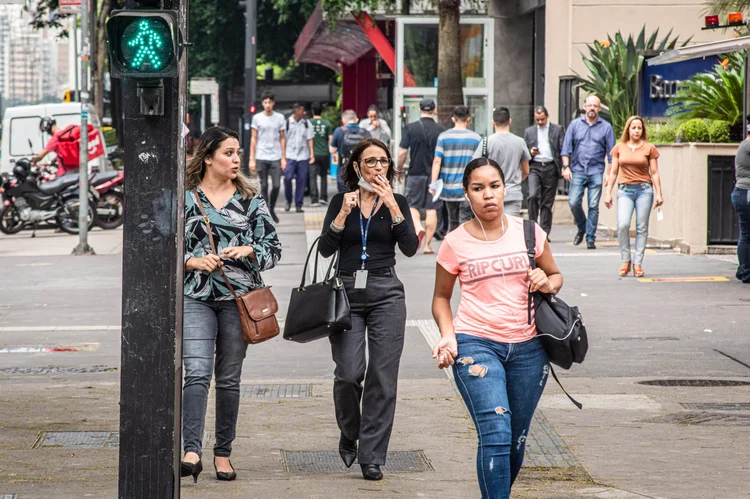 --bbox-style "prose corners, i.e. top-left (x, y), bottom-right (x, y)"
top-left (340, 127), bottom-right (367, 169)
top-left (285, 117), bottom-right (309, 133)
top-left (523, 219), bottom-right (588, 409)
